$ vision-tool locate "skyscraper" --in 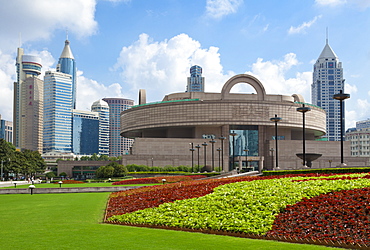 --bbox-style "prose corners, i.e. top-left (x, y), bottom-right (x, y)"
top-left (13, 48), bottom-right (44, 152)
top-left (0, 115), bottom-right (13, 144)
top-left (102, 98), bottom-right (134, 156)
top-left (56, 39), bottom-right (76, 109)
top-left (91, 100), bottom-right (110, 155)
top-left (311, 39), bottom-right (345, 141)
top-left (186, 65), bottom-right (205, 92)
top-left (43, 71), bottom-right (73, 153)
top-left (72, 110), bottom-right (99, 155)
